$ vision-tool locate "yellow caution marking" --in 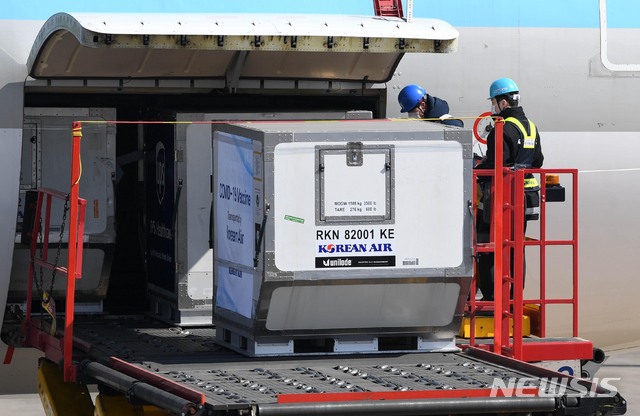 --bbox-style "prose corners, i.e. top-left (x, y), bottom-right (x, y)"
top-left (38, 358), bottom-right (94, 416)
top-left (459, 315), bottom-right (531, 338)
top-left (94, 395), bottom-right (169, 416)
